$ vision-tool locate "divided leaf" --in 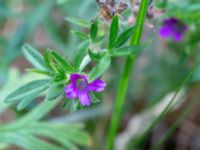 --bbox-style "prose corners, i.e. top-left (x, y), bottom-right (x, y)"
top-left (5, 79), bottom-right (50, 103)
top-left (23, 44), bottom-right (46, 70)
top-left (88, 54), bottom-right (111, 81)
